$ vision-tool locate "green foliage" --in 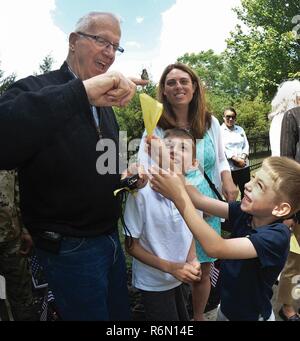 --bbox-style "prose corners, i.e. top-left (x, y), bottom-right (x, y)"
top-left (115, 82), bottom-right (157, 142)
top-left (226, 0), bottom-right (300, 100)
top-left (176, 1), bottom-right (298, 136)
top-left (177, 50), bottom-right (241, 98)
top-left (234, 0), bottom-right (299, 32)
top-left (0, 64), bottom-right (16, 96)
top-left (35, 54), bottom-right (54, 75)
top-left (206, 90), bottom-right (235, 116)
top-left (178, 50), bottom-right (226, 91)
top-left (211, 94), bottom-right (271, 138)
top-left (177, 51), bottom-right (271, 137)
top-left (233, 96), bottom-right (271, 138)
